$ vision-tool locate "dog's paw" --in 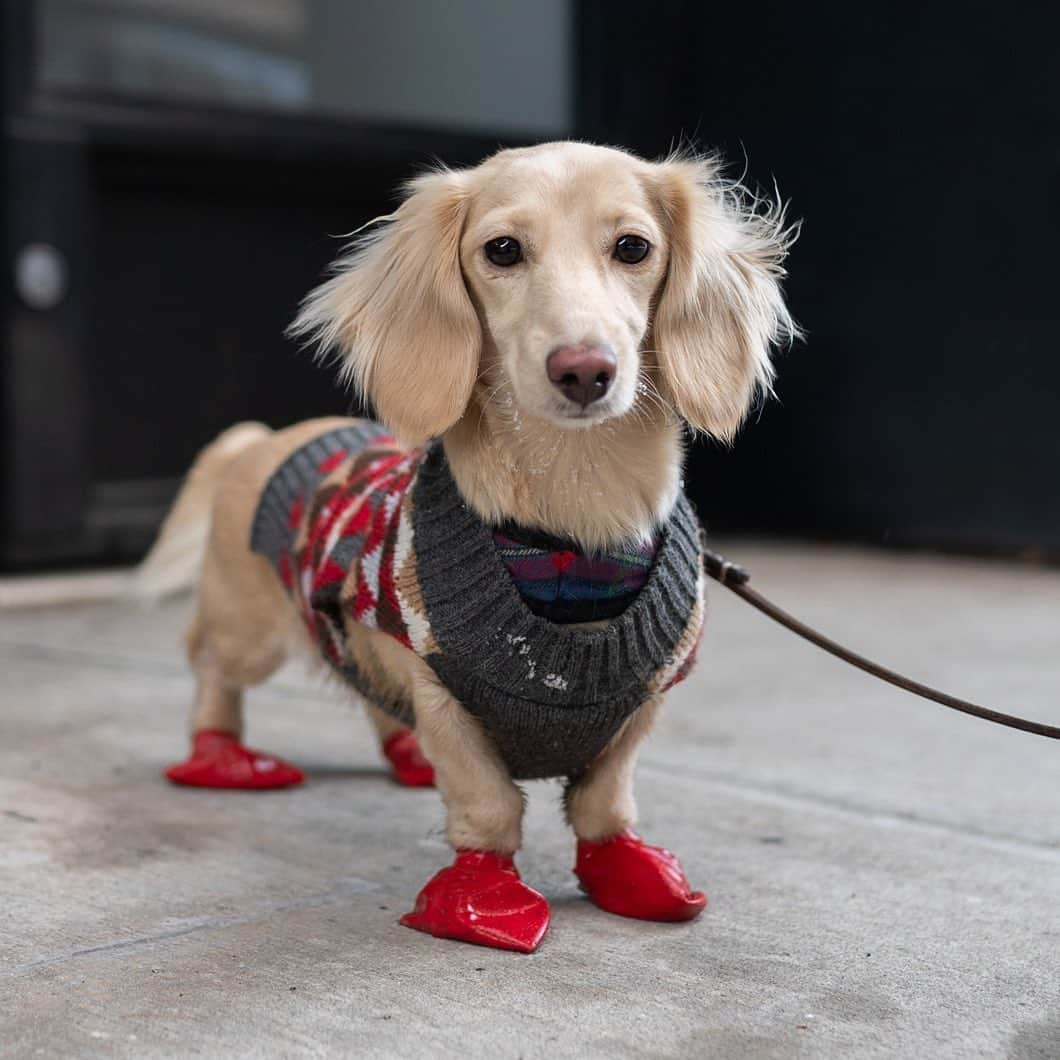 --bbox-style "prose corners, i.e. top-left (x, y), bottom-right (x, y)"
top-left (383, 729), bottom-right (435, 787)
top-left (400, 850), bottom-right (550, 953)
top-left (574, 830), bottom-right (706, 922)
top-left (164, 729), bottom-right (305, 790)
